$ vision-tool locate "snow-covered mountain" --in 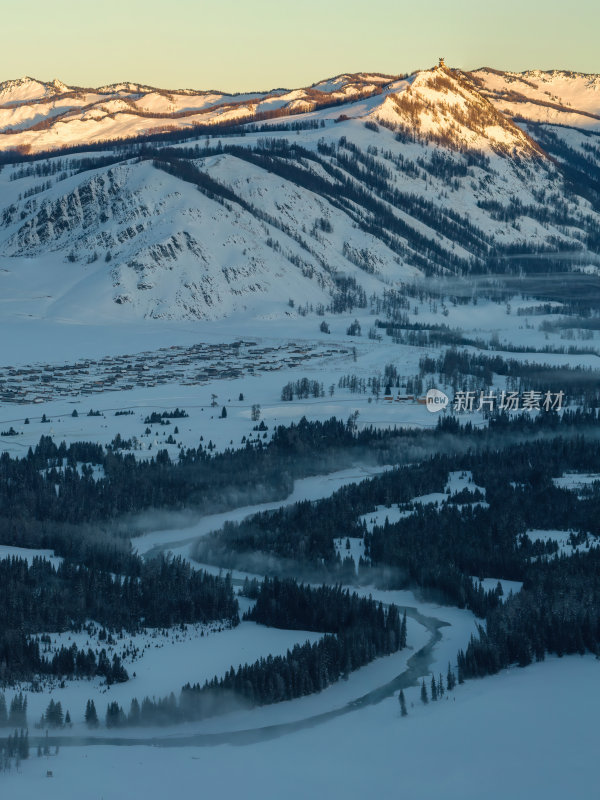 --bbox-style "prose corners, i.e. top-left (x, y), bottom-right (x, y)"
top-left (0, 72), bottom-right (398, 154)
top-left (470, 68), bottom-right (600, 131)
top-left (2, 66), bottom-right (598, 154)
top-left (0, 63), bottom-right (599, 322)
